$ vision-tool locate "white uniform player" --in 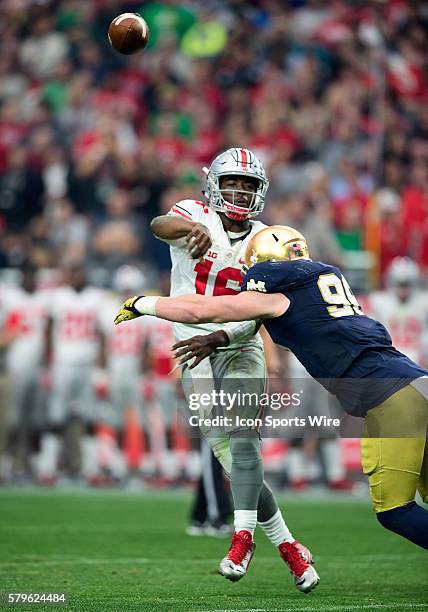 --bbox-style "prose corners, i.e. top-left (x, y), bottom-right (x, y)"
top-left (0, 270), bottom-right (49, 478)
top-left (49, 283), bottom-right (103, 424)
top-left (167, 198), bottom-right (265, 350)
top-left (96, 268), bottom-right (146, 483)
top-left (36, 266), bottom-right (103, 482)
top-left (99, 266), bottom-right (147, 428)
top-left (143, 315), bottom-right (176, 418)
top-left (1, 280), bottom-right (49, 428)
top-left (368, 257), bottom-right (428, 365)
top-left (119, 149), bottom-right (320, 591)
